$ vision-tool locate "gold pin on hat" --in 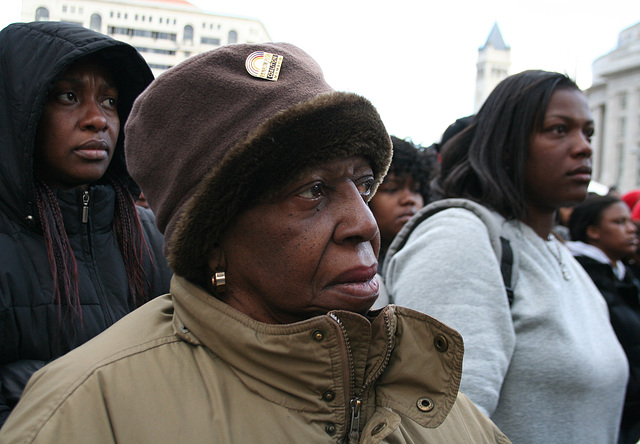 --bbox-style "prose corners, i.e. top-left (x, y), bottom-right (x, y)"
top-left (245, 51), bottom-right (283, 81)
